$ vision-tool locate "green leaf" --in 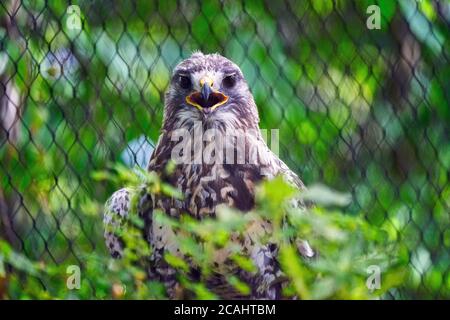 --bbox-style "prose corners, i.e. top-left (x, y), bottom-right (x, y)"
top-left (164, 253), bottom-right (189, 272)
top-left (227, 275), bottom-right (251, 295)
top-left (279, 245), bottom-right (310, 299)
top-left (301, 184), bottom-right (351, 207)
